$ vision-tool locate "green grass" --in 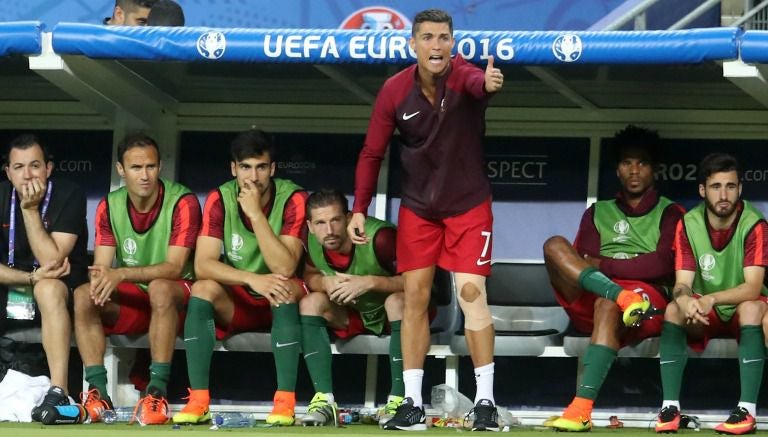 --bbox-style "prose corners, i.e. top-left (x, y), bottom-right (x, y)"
top-left (0, 422), bottom-right (670, 436)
